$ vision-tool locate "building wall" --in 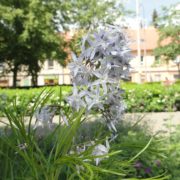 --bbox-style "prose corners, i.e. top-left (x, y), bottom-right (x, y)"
top-left (37, 60), bottom-right (71, 85)
top-left (127, 27), bottom-right (179, 83)
top-left (0, 57), bottom-right (178, 87)
top-left (130, 51), bottom-right (179, 83)
top-left (0, 60), bottom-right (72, 87)
top-left (0, 27), bottom-right (179, 87)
